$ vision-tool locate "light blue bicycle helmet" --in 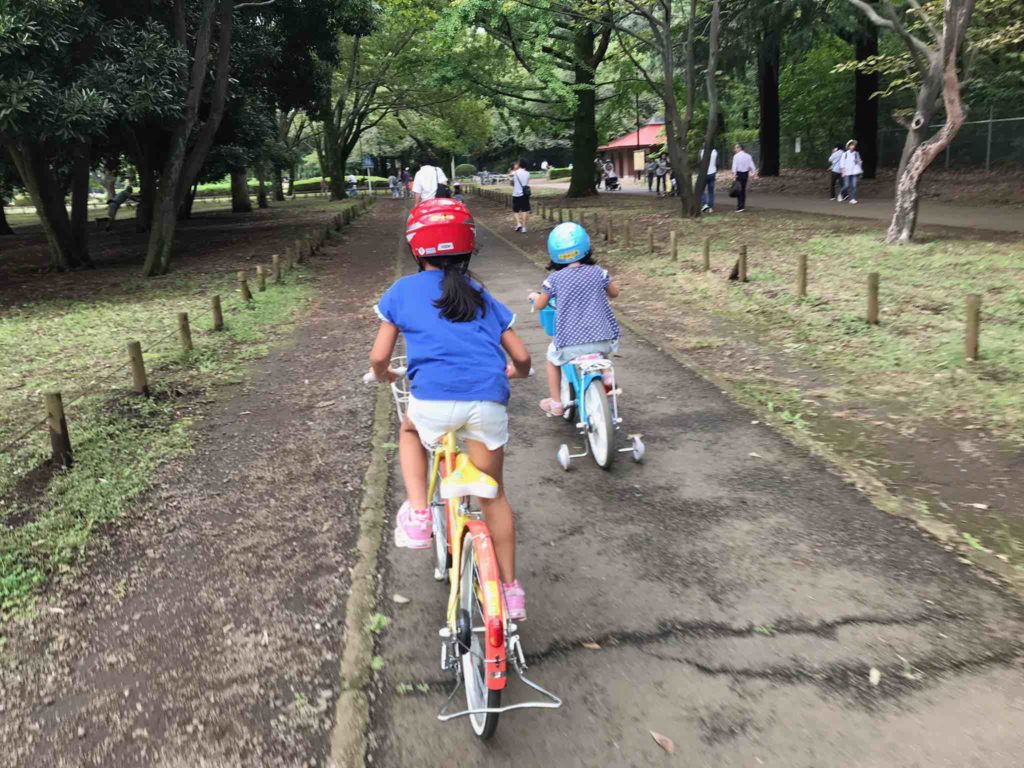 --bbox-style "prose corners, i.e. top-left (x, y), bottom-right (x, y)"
top-left (547, 222), bottom-right (591, 265)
